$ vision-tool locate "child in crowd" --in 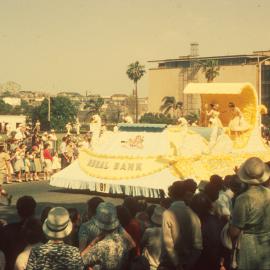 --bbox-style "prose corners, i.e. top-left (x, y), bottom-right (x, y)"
top-left (52, 152), bottom-right (61, 174)
top-left (24, 152), bottom-right (31, 181)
